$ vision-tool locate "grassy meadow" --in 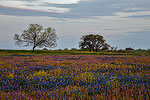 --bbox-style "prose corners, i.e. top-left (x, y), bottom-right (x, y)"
top-left (0, 49), bottom-right (150, 99)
